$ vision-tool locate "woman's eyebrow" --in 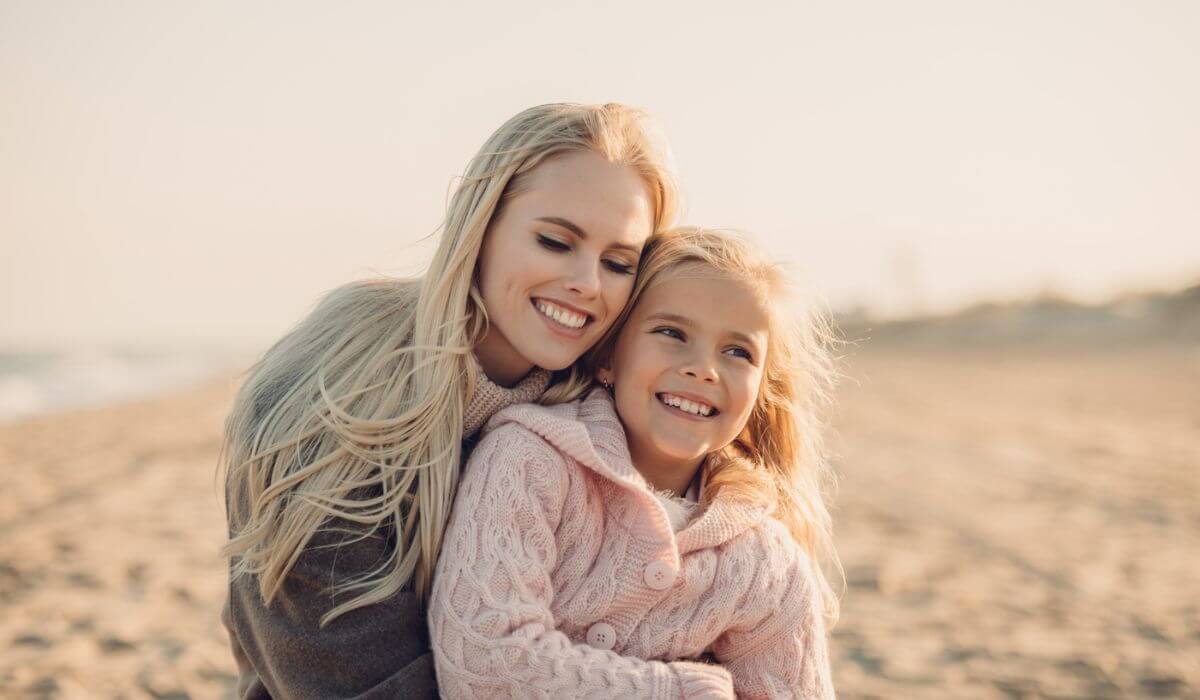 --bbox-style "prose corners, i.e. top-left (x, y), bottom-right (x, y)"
top-left (534, 216), bottom-right (640, 254)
